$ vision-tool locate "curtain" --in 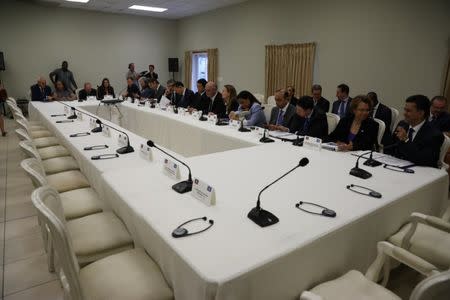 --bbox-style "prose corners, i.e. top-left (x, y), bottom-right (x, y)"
top-left (265, 43), bottom-right (316, 101)
top-left (184, 51), bottom-right (192, 89)
top-left (443, 51), bottom-right (450, 105)
top-left (207, 48), bottom-right (218, 83)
